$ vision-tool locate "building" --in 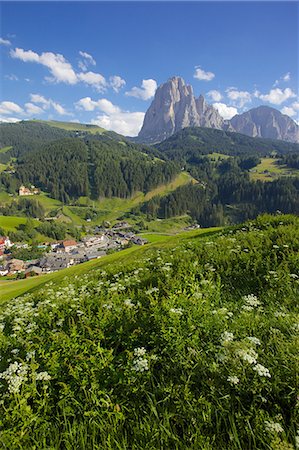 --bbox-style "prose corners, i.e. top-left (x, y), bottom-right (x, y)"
top-left (0, 236), bottom-right (13, 250)
top-left (6, 259), bottom-right (25, 274)
top-left (25, 266), bottom-right (43, 278)
top-left (57, 240), bottom-right (77, 253)
top-left (19, 185), bottom-right (40, 196)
